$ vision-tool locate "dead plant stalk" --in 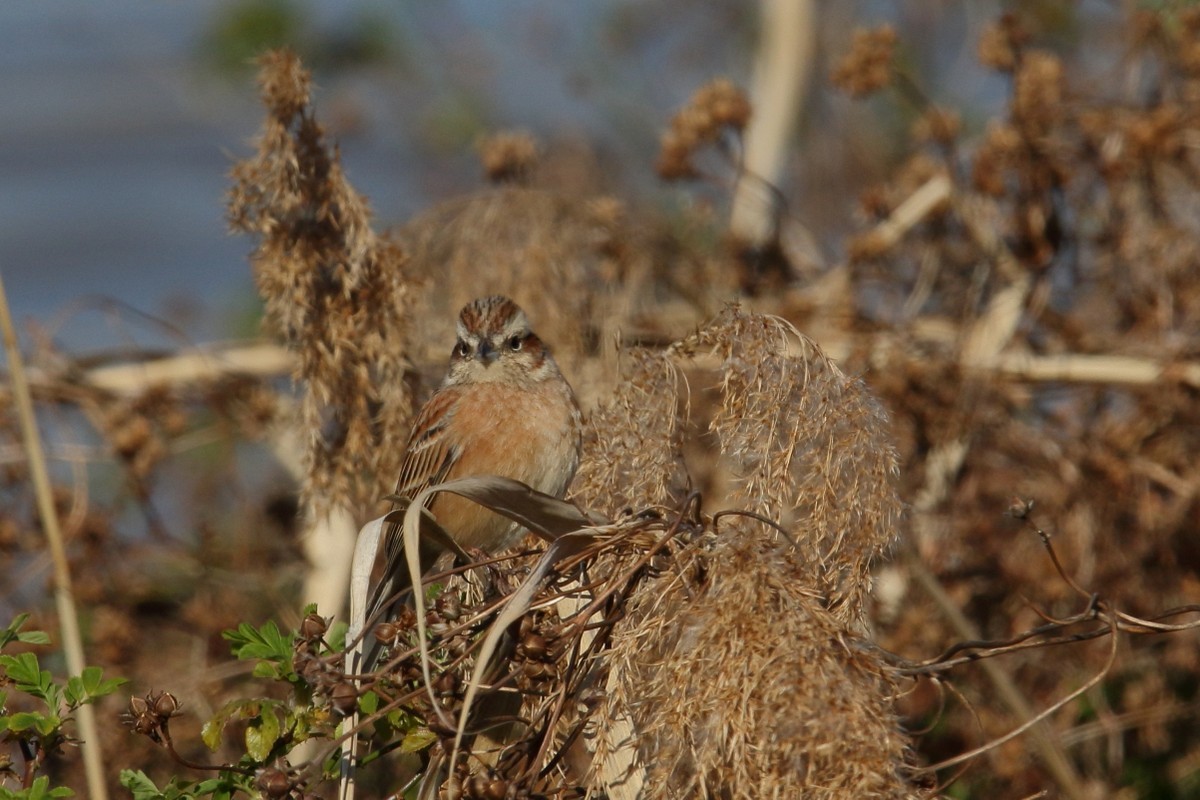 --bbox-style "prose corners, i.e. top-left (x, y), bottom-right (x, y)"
top-left (0, 271), bottom-right (108, 800)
